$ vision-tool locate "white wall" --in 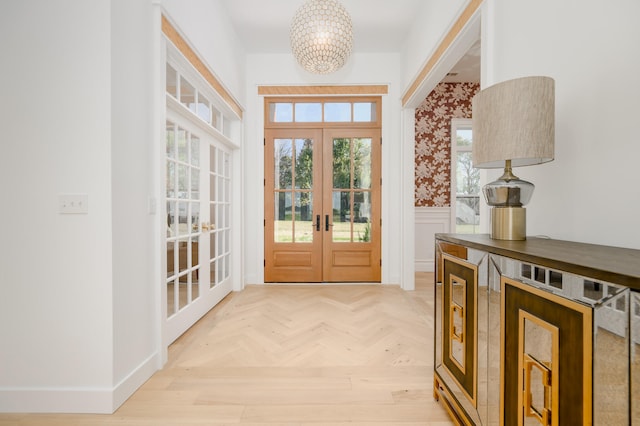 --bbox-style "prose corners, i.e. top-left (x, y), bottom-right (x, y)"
top-left (163, 0), bottom-right (247, 105)
top-left (483, 0), bottom-right (640, 249)
top-left (0, 0), bottom-right (227, 413)
top-left (402, 0), bottom-right (467, 89)
top-left (110, 0), bottom-right (160, 407)
top-left (0, 0), bottom-right (115, 412)
top-left (244, 52), bottom-right (405, 286)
